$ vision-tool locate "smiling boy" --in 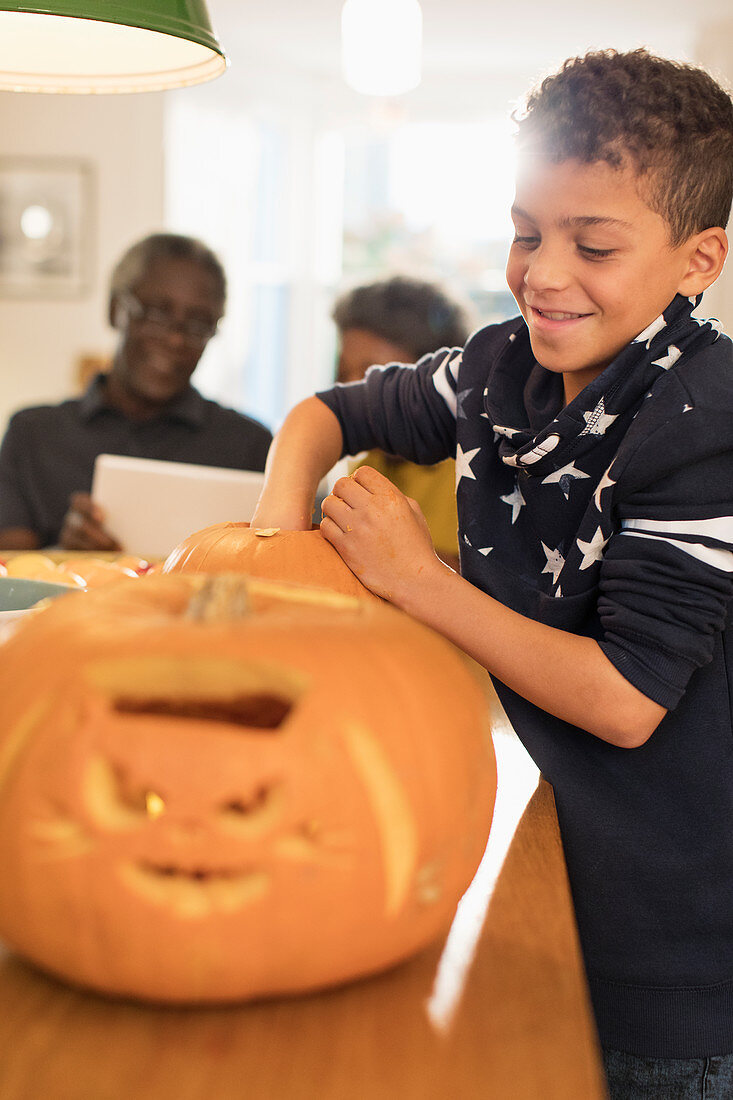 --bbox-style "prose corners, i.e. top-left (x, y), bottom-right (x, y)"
top-left (252, 50), bottom-right (733, 1096)
top-left (507, 156), bottom-right (726, 402)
